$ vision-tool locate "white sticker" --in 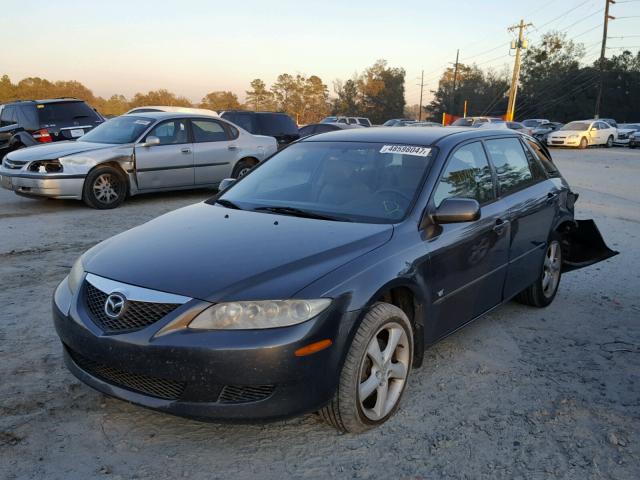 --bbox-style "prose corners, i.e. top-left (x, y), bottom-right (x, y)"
top-left (134, 120), bottom-right (151, 125)
top-left (380, 145), bottom-right (431, 157)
